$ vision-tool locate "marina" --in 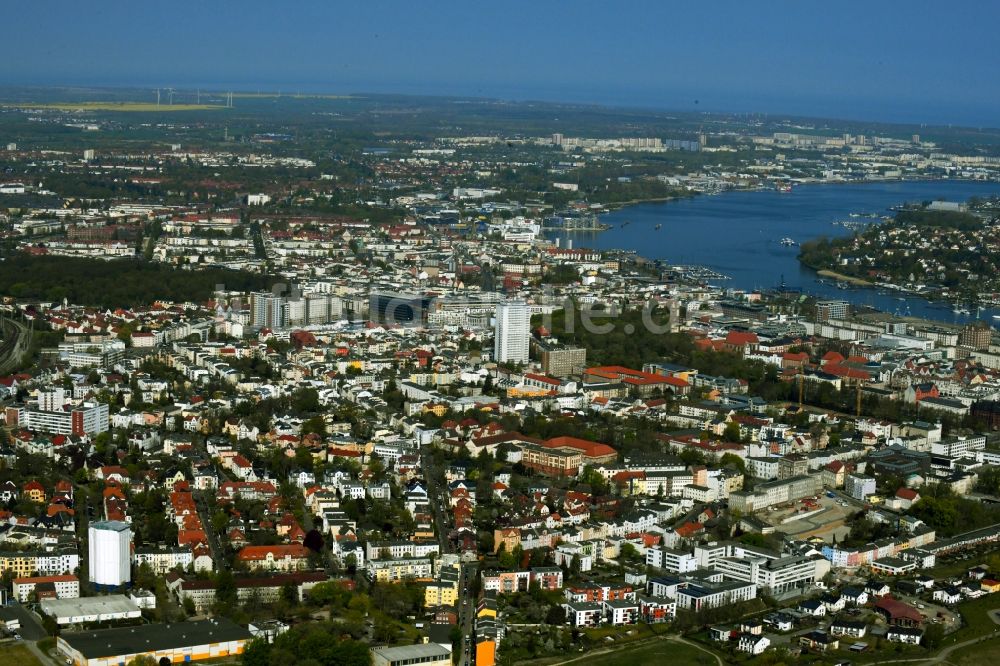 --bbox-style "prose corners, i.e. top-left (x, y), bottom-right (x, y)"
top-left (545, 179), bottom-right (1000, 324)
